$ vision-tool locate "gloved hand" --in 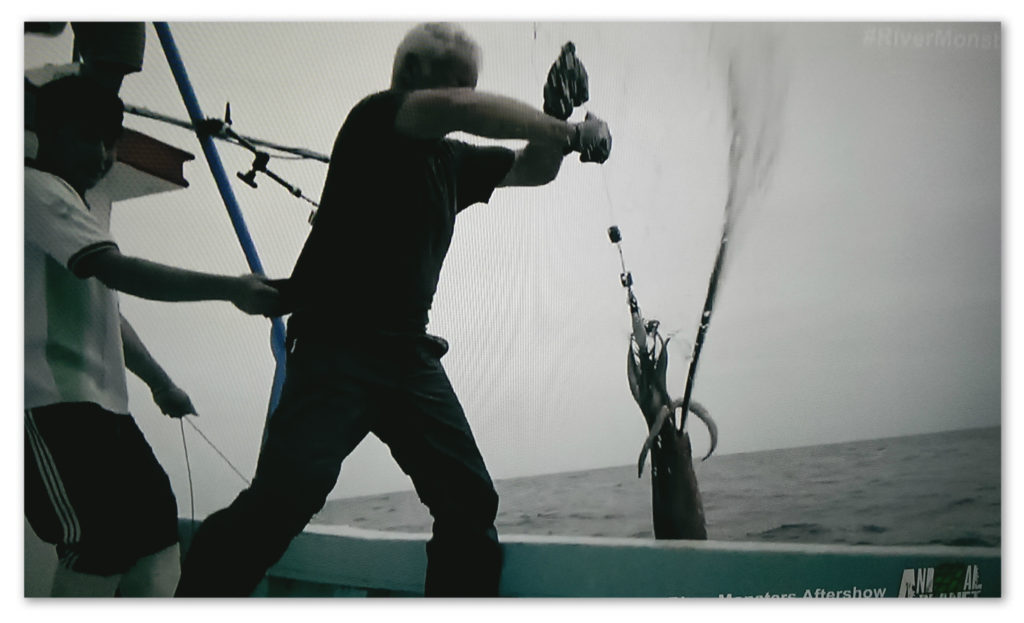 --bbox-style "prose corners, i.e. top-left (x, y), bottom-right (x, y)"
top-left (570, 112), bottom-right (612, 164)
top-left (543, 41), bottom-right (589, 121)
